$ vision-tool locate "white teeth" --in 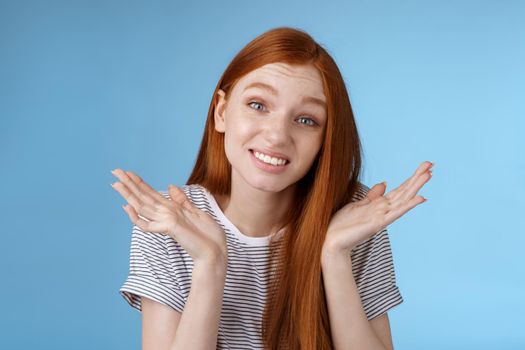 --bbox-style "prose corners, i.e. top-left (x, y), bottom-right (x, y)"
top-left (254, 151), bottom-right (288, 166)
